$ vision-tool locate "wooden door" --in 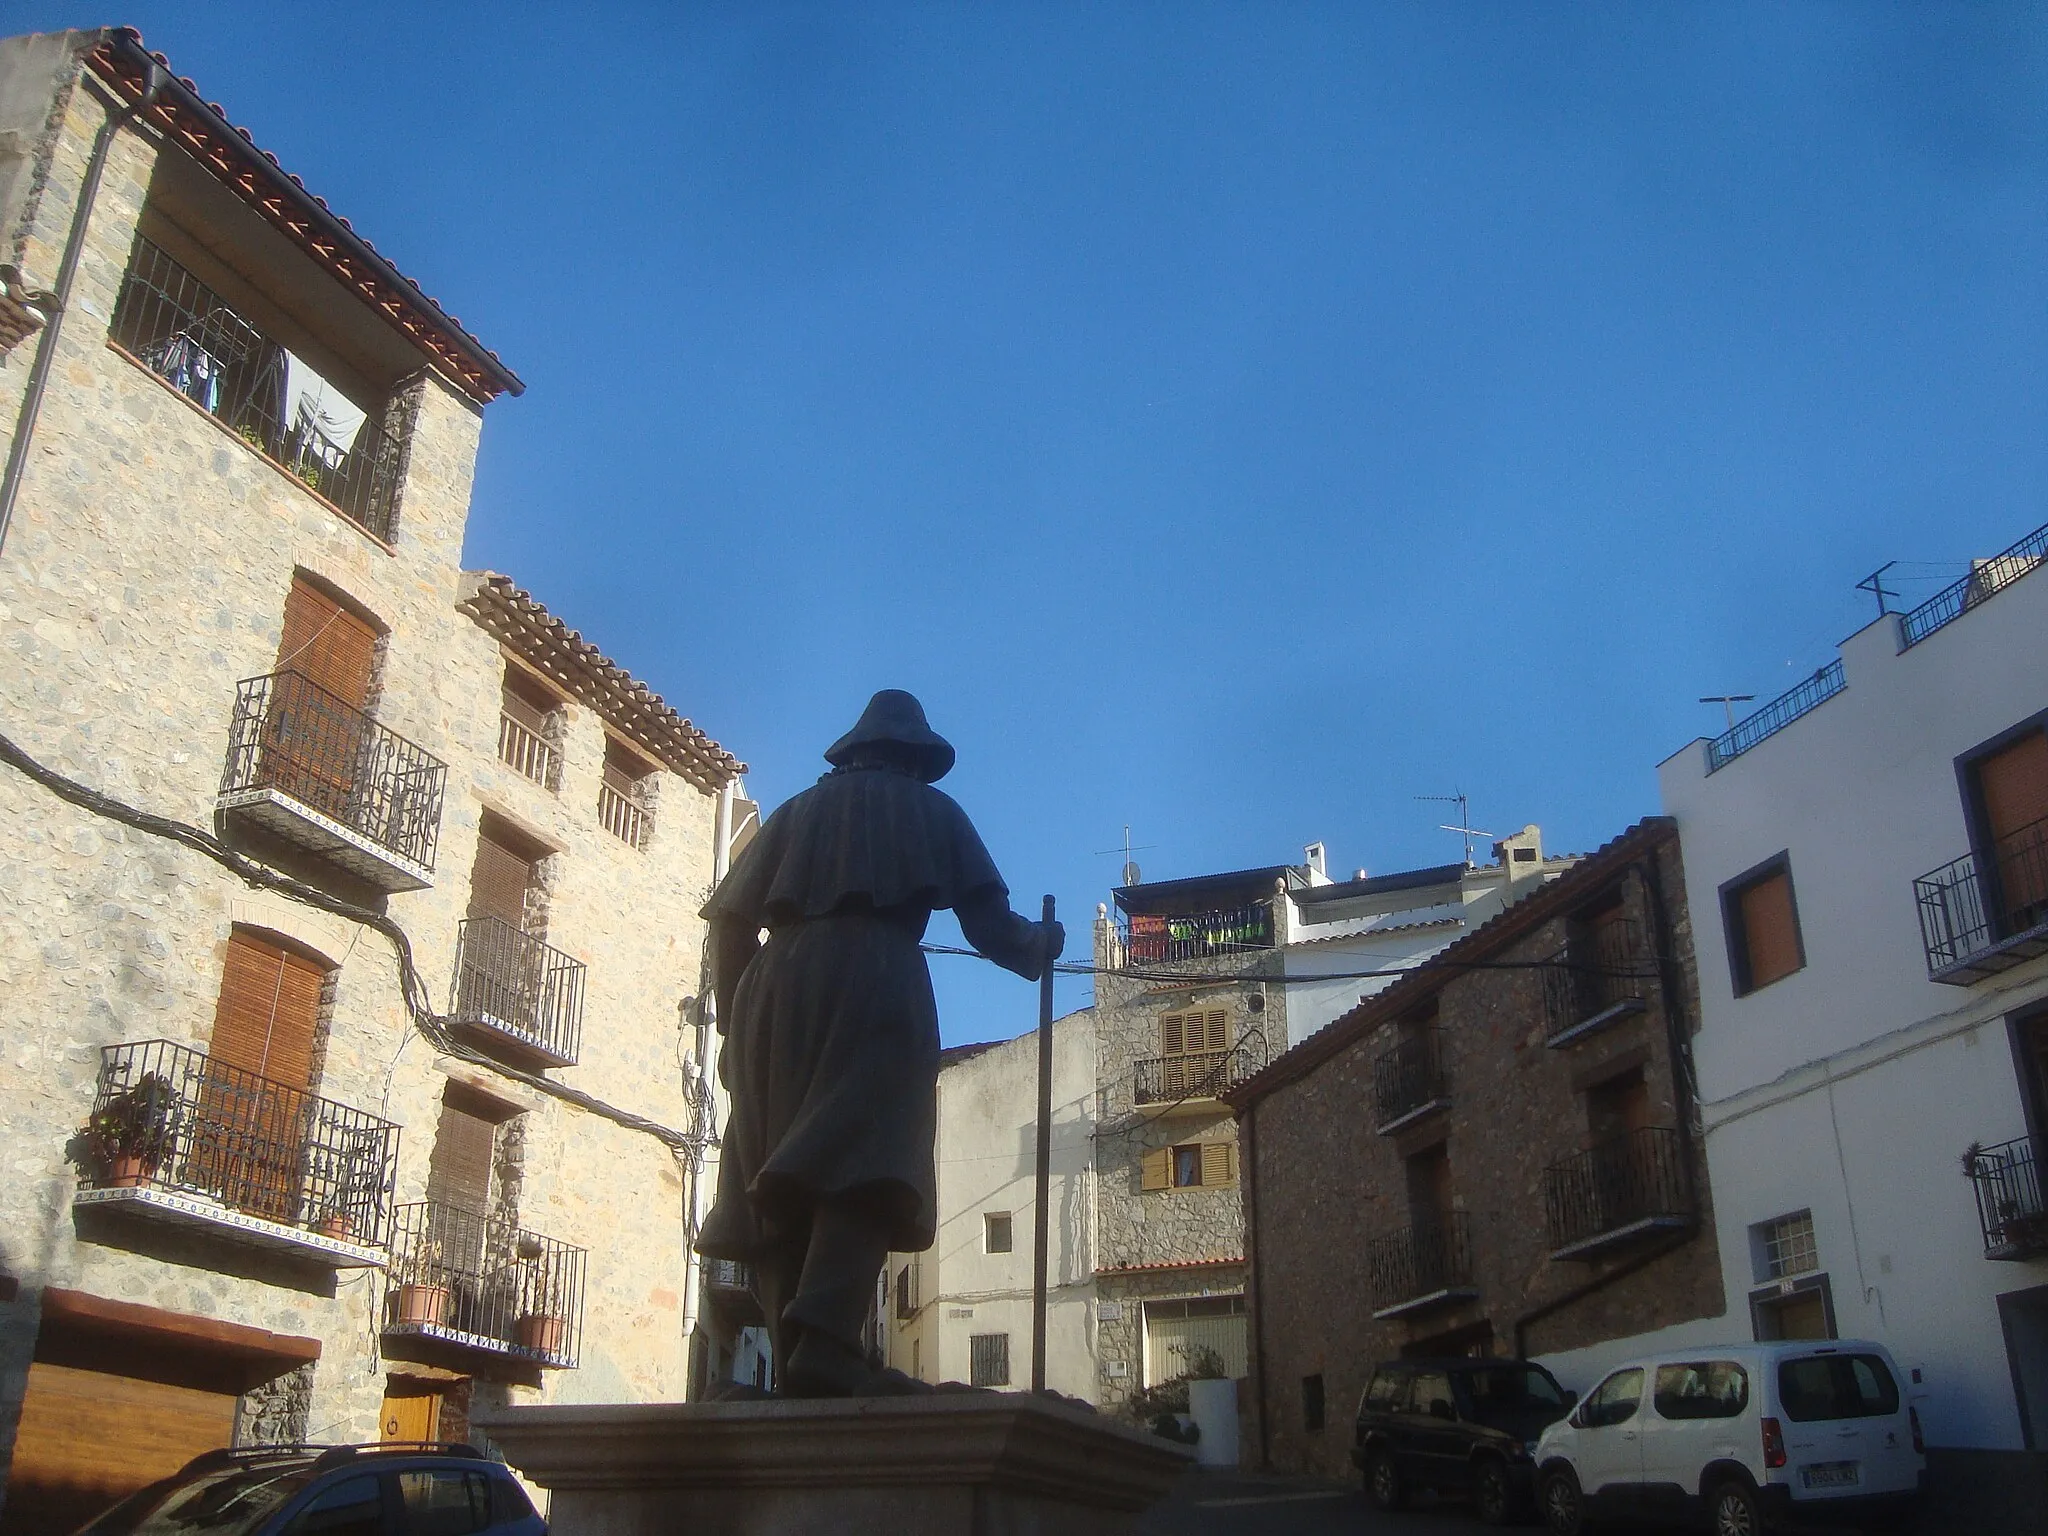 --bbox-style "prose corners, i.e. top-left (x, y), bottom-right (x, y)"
top-left (194, 930), bottom-right (327, 1222)
top-left (380, 1379), bottom-right (442, 1443)
top-left (264, 577), bottom-right (378, 819)
top-left (0, 1361), bottom-right (236, 1536)
top-left (1977, 731), bottom-right (2048, 929)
